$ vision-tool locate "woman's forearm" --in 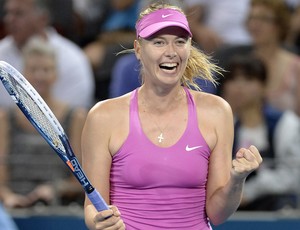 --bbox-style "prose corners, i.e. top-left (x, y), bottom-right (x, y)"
top-left (206, 174), bottom-right (245, 226)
